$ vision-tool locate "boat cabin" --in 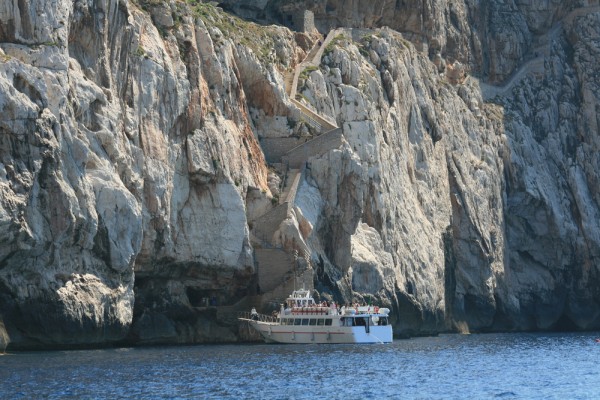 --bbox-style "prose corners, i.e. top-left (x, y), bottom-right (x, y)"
top-left (286, 289), bottom-right (316, 308)
top-left (340, 316), bottom-right (389, 326)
